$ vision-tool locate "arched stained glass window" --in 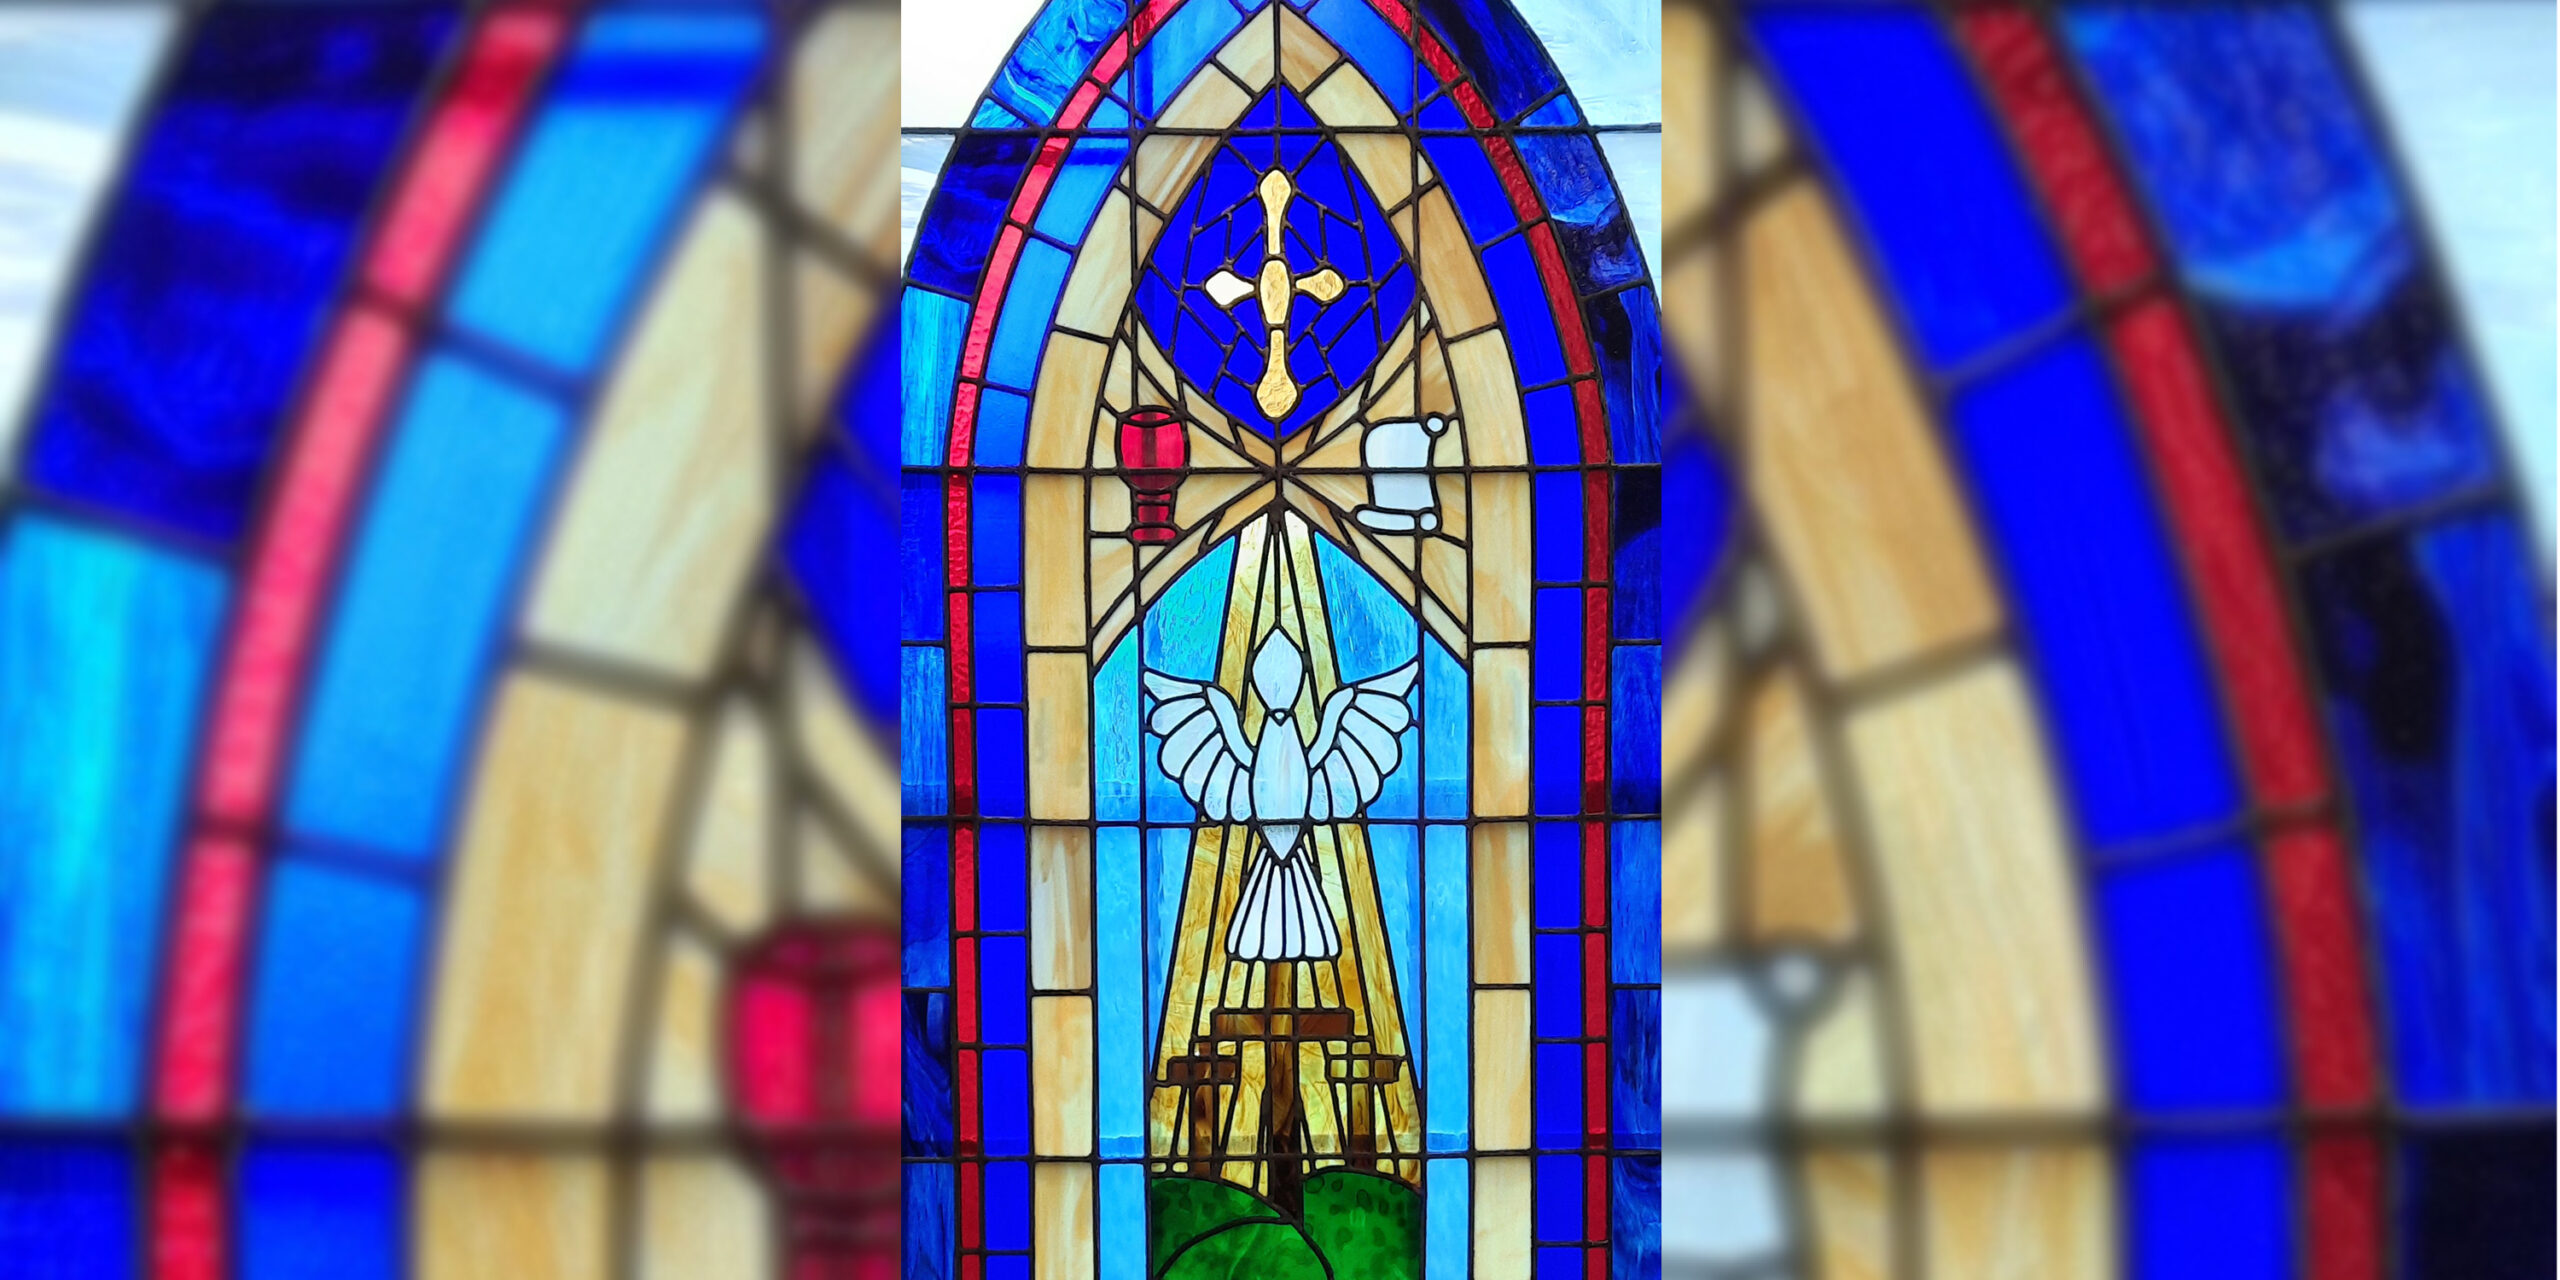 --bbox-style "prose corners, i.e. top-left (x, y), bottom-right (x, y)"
top-left (899, 1), bottom-right (1664, 1277)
